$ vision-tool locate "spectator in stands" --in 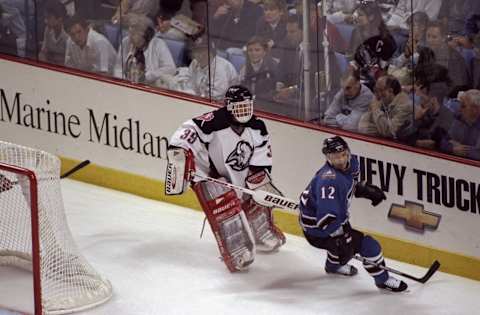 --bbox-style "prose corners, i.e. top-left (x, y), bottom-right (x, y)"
top-left (385, 0), bottom-right (442, 31)
top-left (358, 75), bottom-right (412, 139)
top-left (210, 0), bottom-right (263, 52)
top-left (325, 0), bottom-right (357, 24)
top-left (389, 13), bottom-right (427, 85)
top-left (239, 36), bottom-right (279, 109)
top-left (375, 0), bottom-right (399, 21)
top-left (274, 11), bottom-right (341, 119)
top-left (154, 7), bottom-right (186, 41)
top-left (425, 21), bottom-right (470, 89)
top-left (275, 14), bottom-right (302, 91)
top-left (391, 12), bottom-right (429, 69)
top-left (445, 0), bottom-right (478, 50)
top-left (347, 2), bottom-right (384, 61)
top-left (323, 71), bottom-right (374, 132)
top-left (114, 13), bottom-right (176, 84)
top-left (0, 2), bottom-right (17, 56)
top-left (435, 89), bottom-right (480, 160)
top-left (413, 46), bottom-right (452, 93)
top-left (0, 0), bottom-right (25, 56)
top-left (39, 0), bottom-right (68, 66)
top-left (65, 14), bottom-right (117, 75)
top-left (176, 36), bottom-right (238, 100)
top-left (158, 0), bottom-right (208, 27)
top-left (255, 0), bottom-right (287, 59)
top-left (111, 0), bottom-right (159, 24)
top-left (396, 82), bottom-right (455, 149)
top-left (438, 0), bottom-right (467, 37)
top-left (464, 0), bottom-right (480, 42)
